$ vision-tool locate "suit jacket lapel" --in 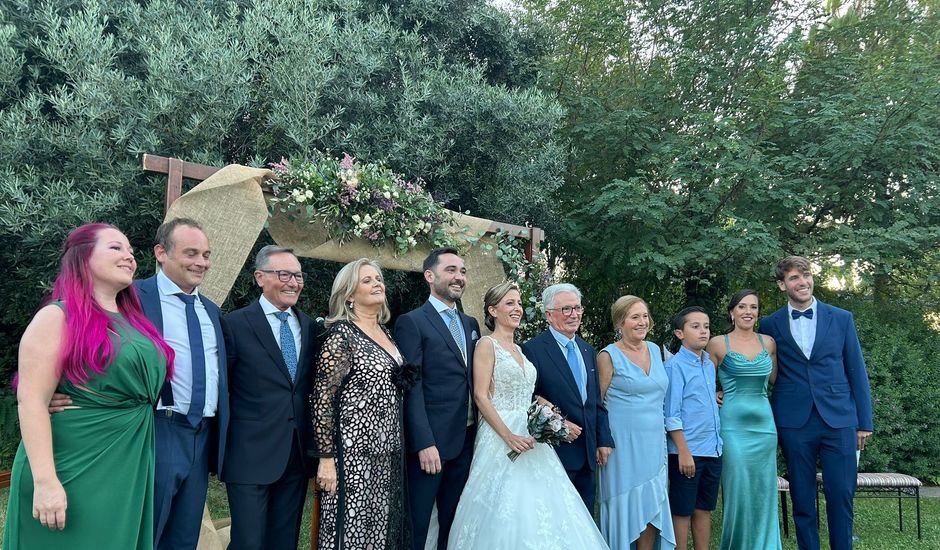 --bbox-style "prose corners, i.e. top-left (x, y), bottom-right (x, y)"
top-left (137, 276), bottom-right (163, 333)
top-left (578, 337), bottom-right (593, 399)
top-left (542, 332), bottom-right (582, 398)
top-left (422, 301), bottom-right (467, 367)
top-left (810, 300), bottom-right (832, 359)
top-left (774, 307), bottom-right (801, 355)
top-left (205, 303), bottom-right (226, 375)
top-left (460, 312), bottom-right (475, 359)
top-left (246, 301), bottom-right (294, 385)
